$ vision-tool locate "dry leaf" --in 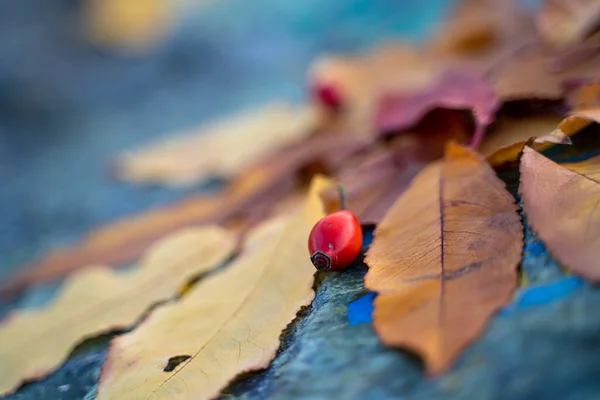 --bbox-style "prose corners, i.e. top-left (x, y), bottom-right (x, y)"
top-left (308, 44), bottom-right (441, 136)
top-left (482, 114), bottom-right (564, 166)
top-left (483, 110), bottom-right (599, 167)
top-left (83, 0), bottom-right (216, 51)
top-left (117, 103), bottom-right (319, 187)
top-left (520, 147), bottom-right (600, 280)
top-left (567, 82), bottom-right (600, 109)
top-left (489, 47), bottom-right (600, 101)
top-left (0, 226), bottom-right (236, 396)
top-left (1, 132), bottom-right (366, 297)
top-left (365, 142), bottom-right (522, 375)
top-left (375, 69), bottom-right (499, 147)
top-left (84, 0), bottom-right (174, 50)
top-left (536, 0), bottom-right (600, 48)
top-left (97, 176), bottom-right (330, 400)
top-left (322, 109), bottom-right (471, 224)
top-left (430, 0), bottom-right (536, 70)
